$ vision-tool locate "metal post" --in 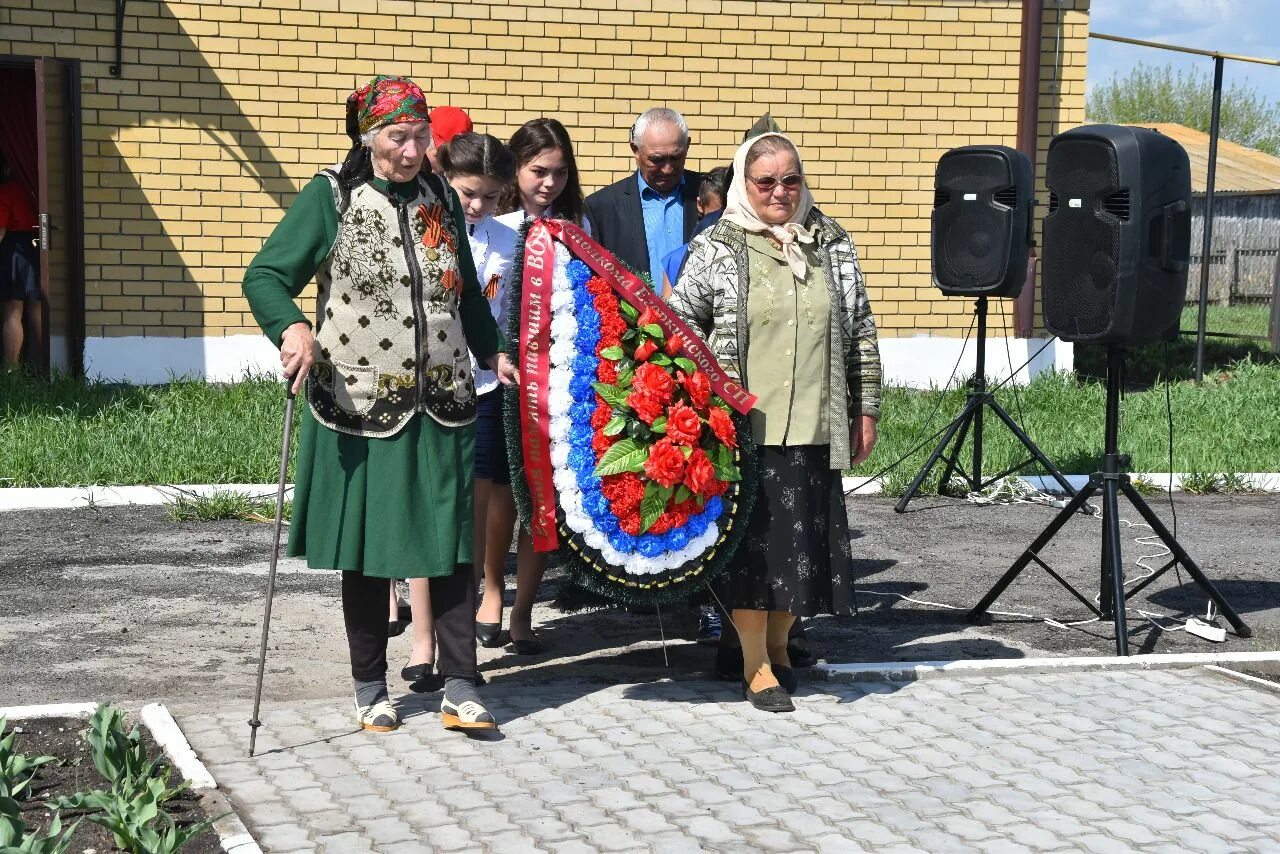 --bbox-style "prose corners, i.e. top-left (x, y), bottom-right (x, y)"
top-left (971, 297), bottom-right (987, 490)
top-left (1195, 55), bottom-right (1224, 383)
